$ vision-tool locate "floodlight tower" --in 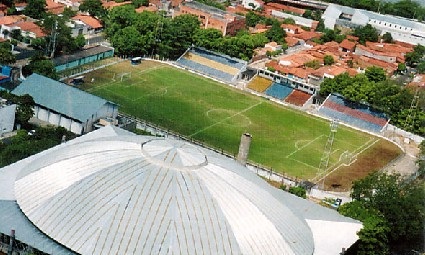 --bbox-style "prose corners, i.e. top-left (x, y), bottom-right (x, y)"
top-left (404, 88), bottom-right (420, 133)
top-left (317, 119), bottom-right (338, 189)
